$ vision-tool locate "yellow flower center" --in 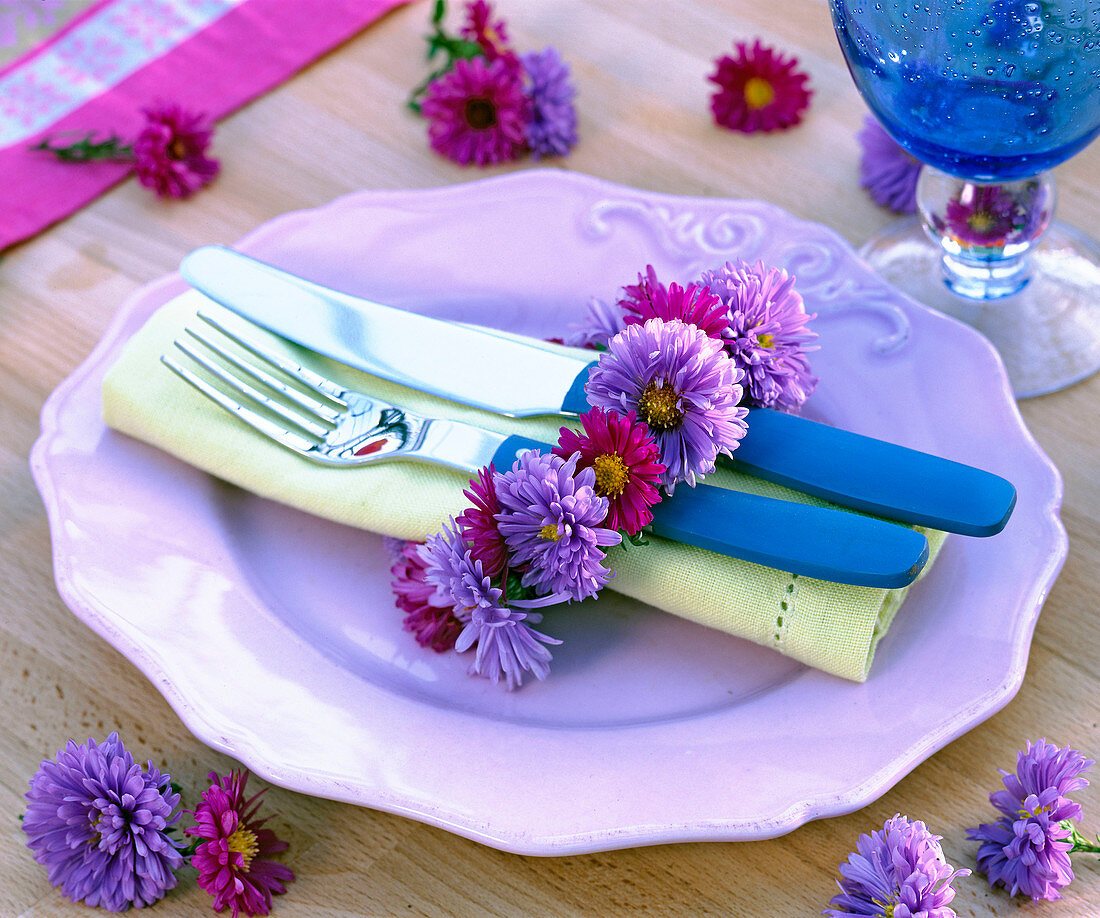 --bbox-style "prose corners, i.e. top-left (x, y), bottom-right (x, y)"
top-left (168, 138), bottom-right (189, 160)
top-left (227, 826), bottom-right (259, 872)
top-left (744, 76), bottom-right (776, 110)
top-left (757, 332), bottom-right (775, 348)
top-left (637, 380), bottom-right (683, 431)
top-left (464, 97), bottom-right (497, 130)
top-left (539, 523), bottom-right (561, 541)
top-left (967, 211), bottom-right (996, 234)
top-left (592, 452), bottom-right (630, 498)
